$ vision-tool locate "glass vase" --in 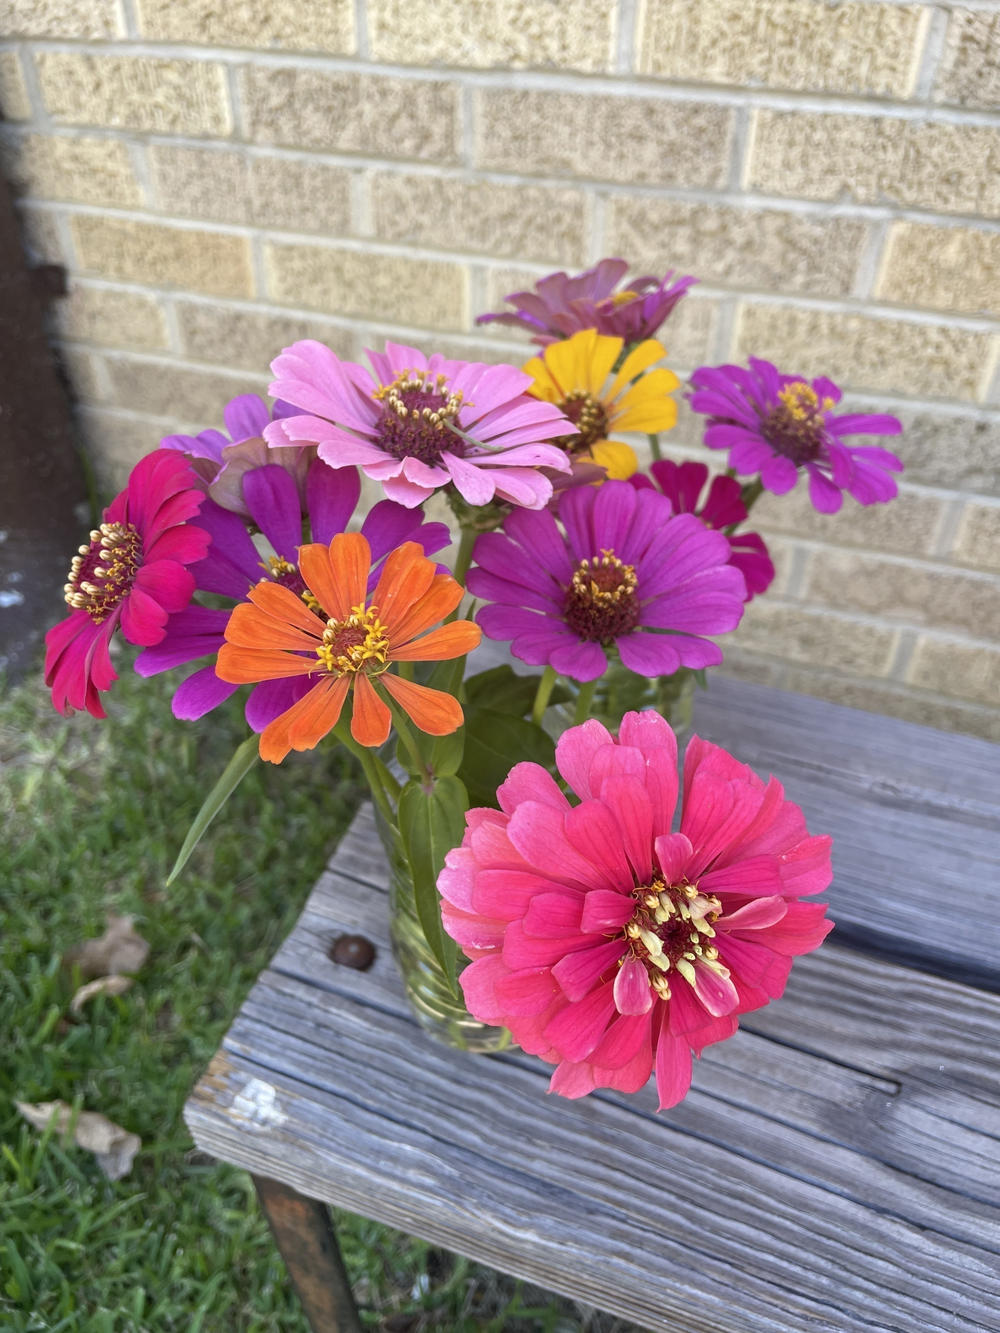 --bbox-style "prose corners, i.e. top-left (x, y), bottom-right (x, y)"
top-left (550, 667), bottom-right (697, 750)
top-left (374, 806), bottom-right (511, 1053)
